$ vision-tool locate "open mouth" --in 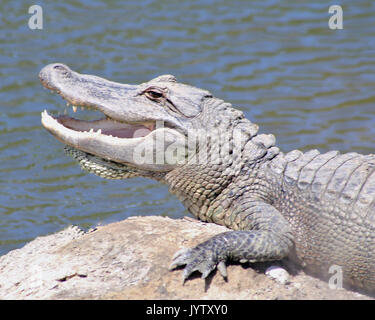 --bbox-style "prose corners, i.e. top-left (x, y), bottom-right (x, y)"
top-left (41, 102), bottom-right (156, 141)
top-left (39, 63), bottom-right (157, 143)
top-left (40, 83), bottom-right (161, 165)
top-left (39, 64), bottom-right (188, 169)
